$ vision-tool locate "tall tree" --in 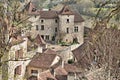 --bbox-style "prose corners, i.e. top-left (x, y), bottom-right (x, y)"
top-left (0, 0), bottom-right (31, 79)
